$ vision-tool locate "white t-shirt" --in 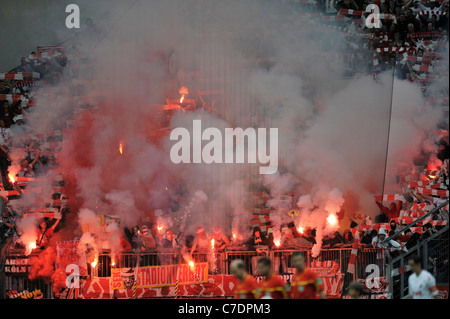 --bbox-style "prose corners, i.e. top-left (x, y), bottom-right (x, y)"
top-left (408, 270), bottom-right (439, 299)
